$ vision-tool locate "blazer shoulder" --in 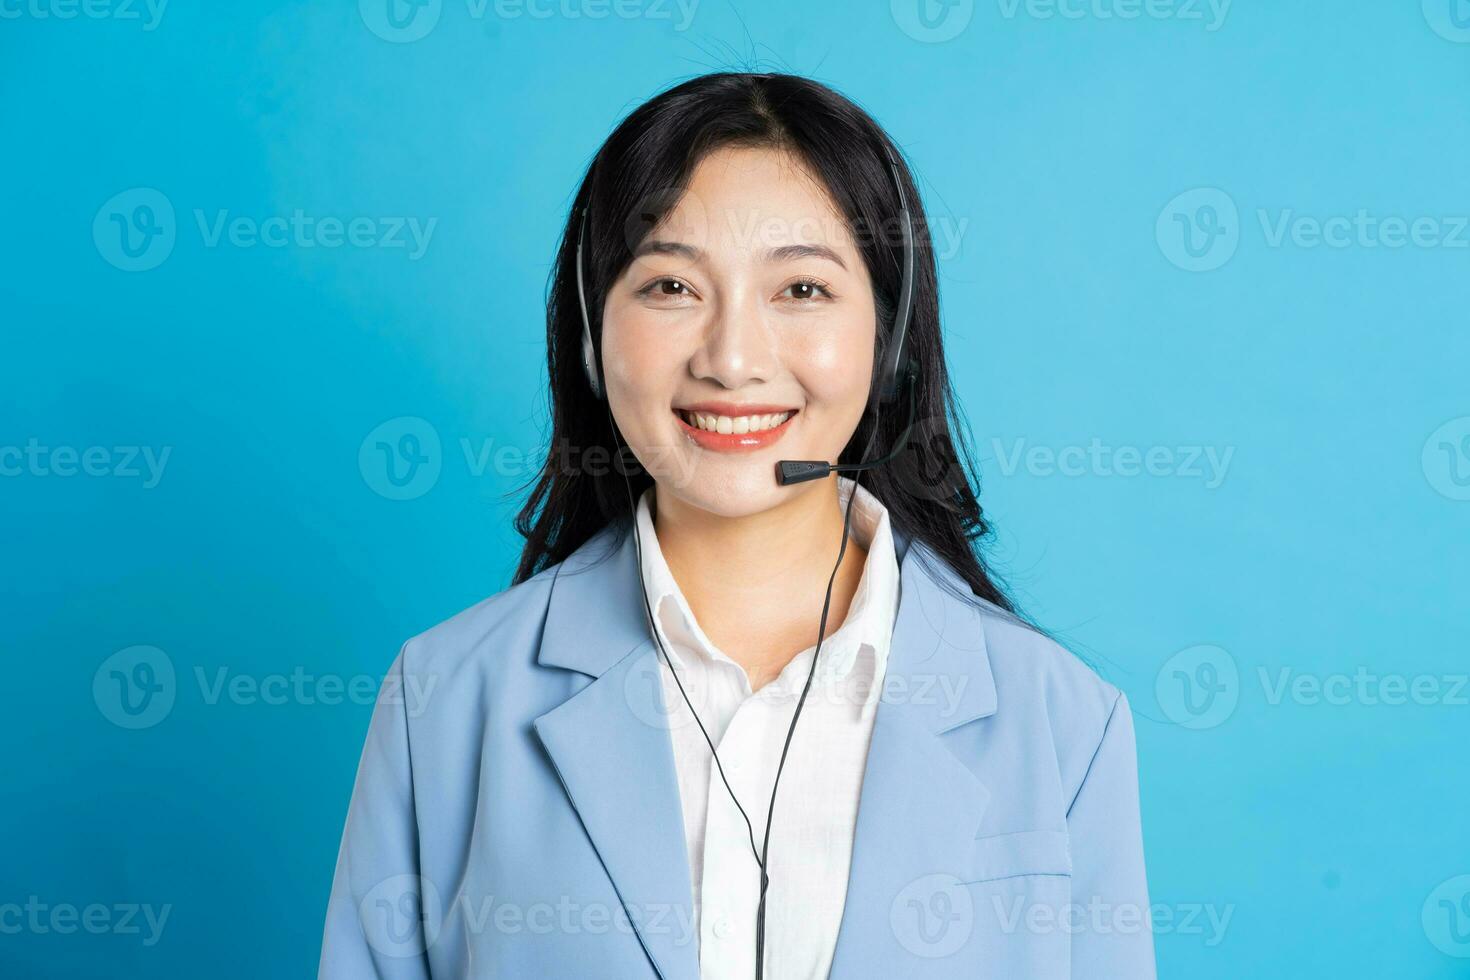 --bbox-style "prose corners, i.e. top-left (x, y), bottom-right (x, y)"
top-left (396, 559), bottom-right (561, 679)
top-left (975, 600), bottom-right (1121, 707)
top-left (970, 597), bottom-right (1128, 789)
